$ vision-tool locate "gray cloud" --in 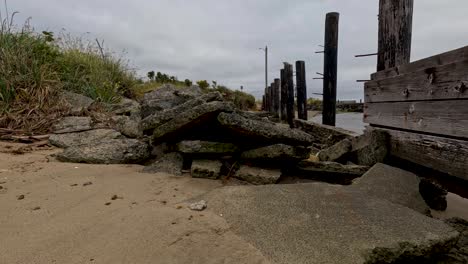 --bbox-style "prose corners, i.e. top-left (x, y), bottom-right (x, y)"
top-left (8, 0), bottom-right (468, 100)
